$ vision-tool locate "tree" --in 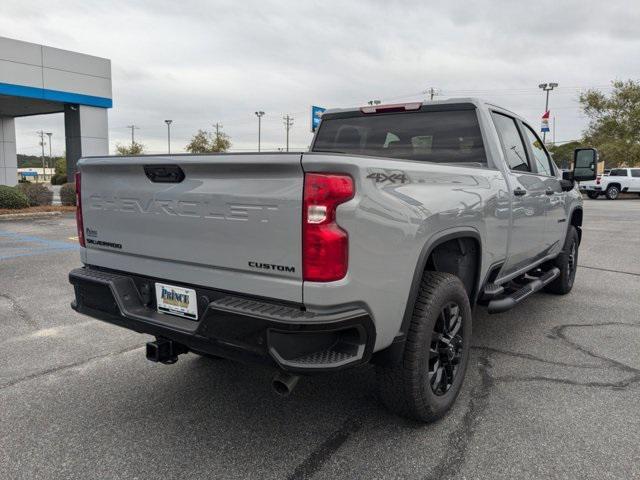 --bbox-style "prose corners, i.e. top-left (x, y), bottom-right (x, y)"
top-left (579, 80), bottom-right (640, 167)
top-left (547, 141), bottom-right (583, 170)
top-left (54, 156), bottom-right (66, 176)
top-left (185, 128), bottom-right (231, 153)
top-left (116, 142), bottom-right (145, 155)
